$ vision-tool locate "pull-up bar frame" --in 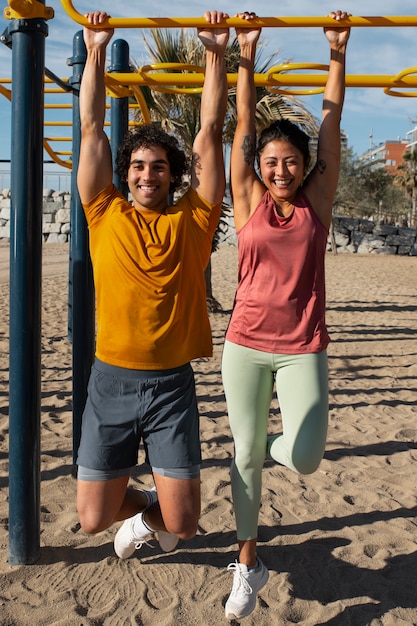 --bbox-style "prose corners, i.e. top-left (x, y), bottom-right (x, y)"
top-left (57, 1), bottom-right (417, 29)
top-left (4, 0), bottom-right (417, 566)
